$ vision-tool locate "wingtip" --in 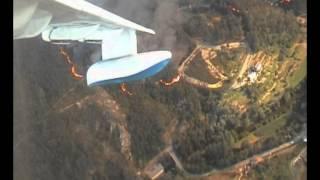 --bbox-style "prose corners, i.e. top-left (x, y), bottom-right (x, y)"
top-left (147, 29), bottom-right (156, 35)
